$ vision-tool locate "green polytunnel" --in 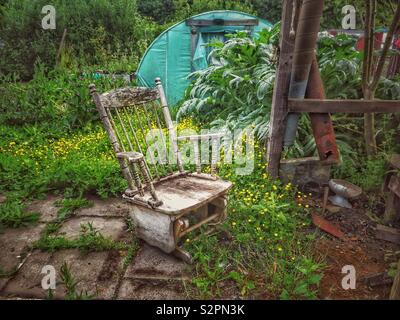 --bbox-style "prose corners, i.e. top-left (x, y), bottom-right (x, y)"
top-left (136, 10), bottom-right (273, 106)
